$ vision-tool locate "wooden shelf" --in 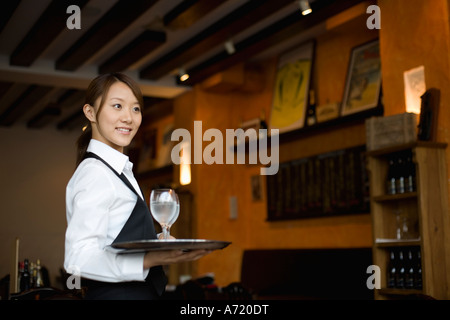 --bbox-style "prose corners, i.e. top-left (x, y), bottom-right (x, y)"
top-left (374, 238), bottom-right (421, 247)
top-left (378, 288), bottom-right (423, 296)
top-left (372, 192), bottom-right (417, 202)
top-left (366, 141), bottom-right (448, 157)
top-left (367, 142), bottom-right (450, 299)
top-left (235, 106), bottom-right (383, 151)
